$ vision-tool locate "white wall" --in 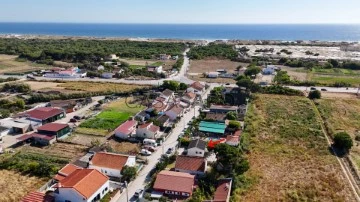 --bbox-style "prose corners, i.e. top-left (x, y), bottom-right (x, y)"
top-left (136, 128), bottom-right (157, 139)
top-left (125, 156), bottom-right (136, 167)
top-left (187, 148), bottom-right (205, 157)
top-left (175, 168), bottom-right (205, 176)
top-left (55, 187), bottom-right (85, 202)
top-left (89, 165), bottom-right (122, 178)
